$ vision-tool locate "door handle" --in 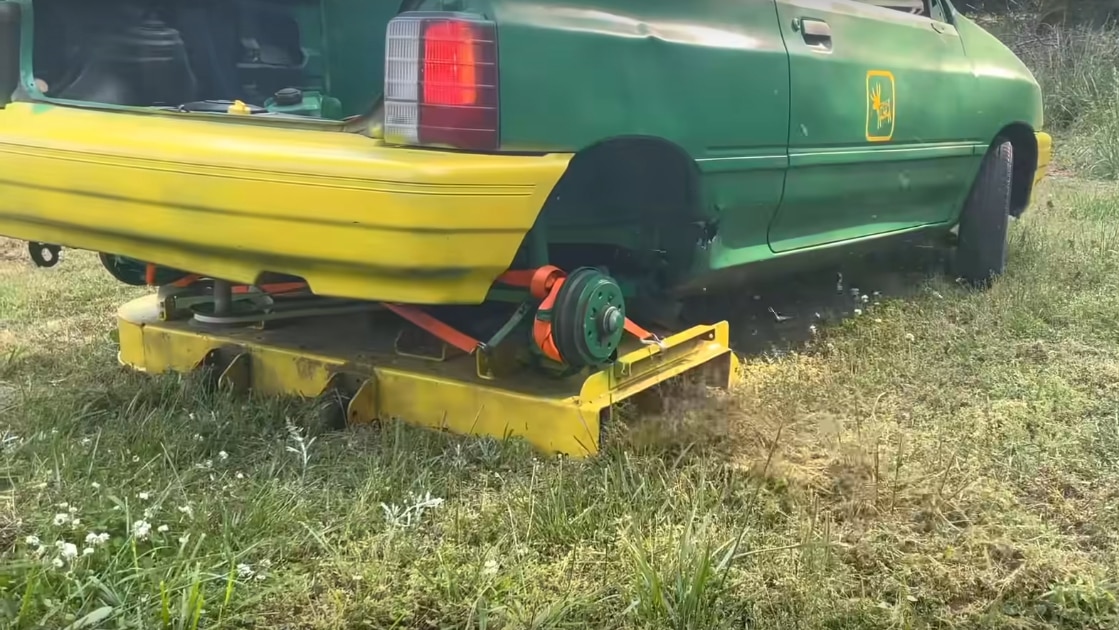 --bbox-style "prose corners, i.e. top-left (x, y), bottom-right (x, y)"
top-left (798, 18), bottom-right (832, 49)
